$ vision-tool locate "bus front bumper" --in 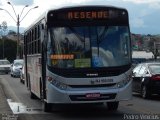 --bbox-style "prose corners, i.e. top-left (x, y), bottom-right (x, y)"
top-left (46, 81), bottom-right (132, 104)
